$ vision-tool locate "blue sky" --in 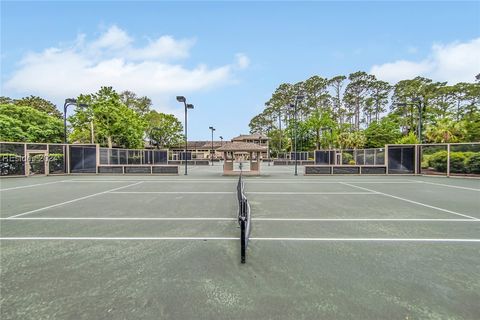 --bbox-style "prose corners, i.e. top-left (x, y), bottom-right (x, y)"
top-left (1, 1), bottom-right (479, 140)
